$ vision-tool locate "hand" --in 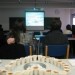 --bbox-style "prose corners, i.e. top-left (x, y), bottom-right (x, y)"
top-left (7, 38), bottom-right (15, 44)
